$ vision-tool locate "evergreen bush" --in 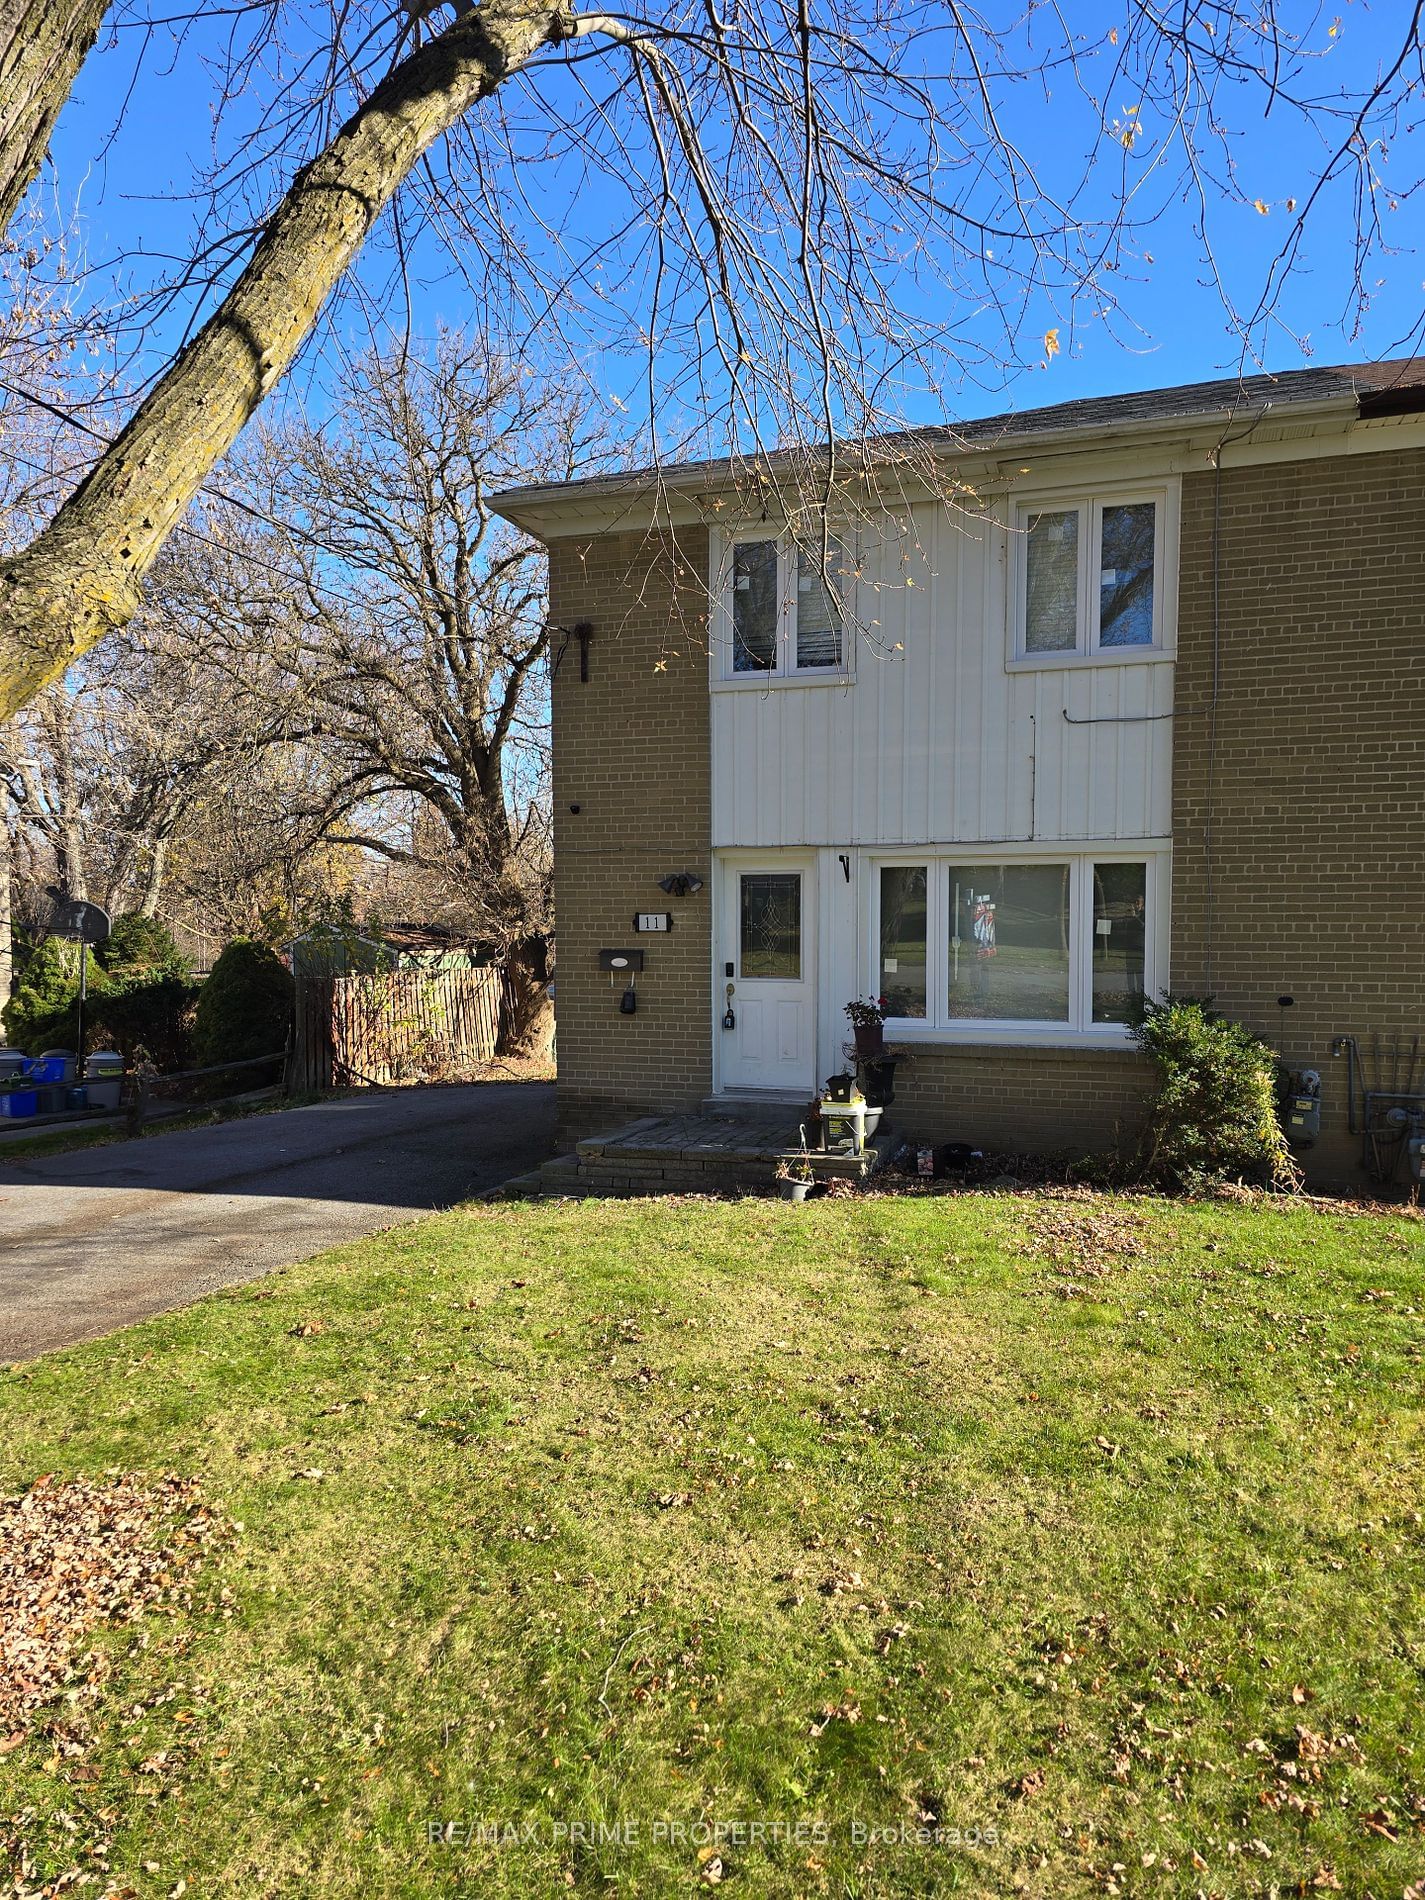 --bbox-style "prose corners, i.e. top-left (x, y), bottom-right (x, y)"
top-left (193, 938), bottom-right (294, 1070)
top-left (2, 937), bottom-right (108, 1054)
top-left (1131, 996), bottom-right (1298, 1190)
top-left (99, 913), bottom-right (190, 979)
